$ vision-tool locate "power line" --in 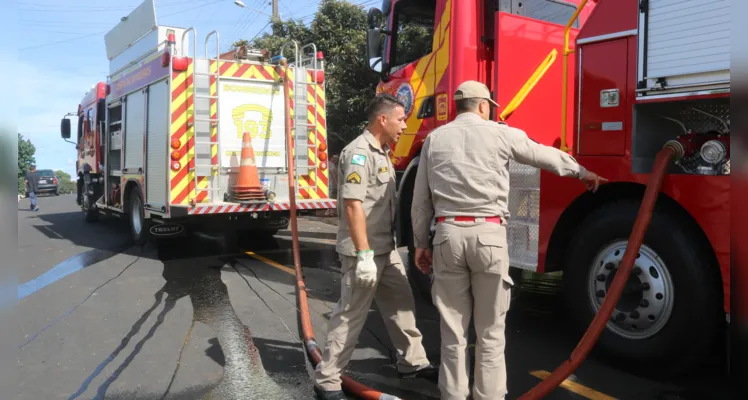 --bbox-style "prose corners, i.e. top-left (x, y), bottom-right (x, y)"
top-left (20, 31), bottom-right (105, 51)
